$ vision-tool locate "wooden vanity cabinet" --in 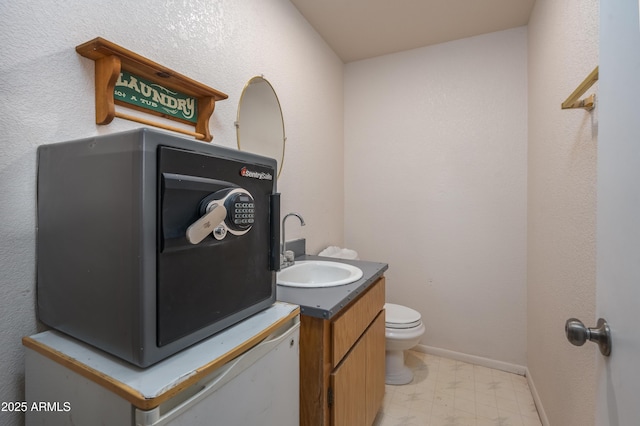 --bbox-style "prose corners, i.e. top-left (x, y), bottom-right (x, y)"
top-left (300, 277), bottom-right (386, 426)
